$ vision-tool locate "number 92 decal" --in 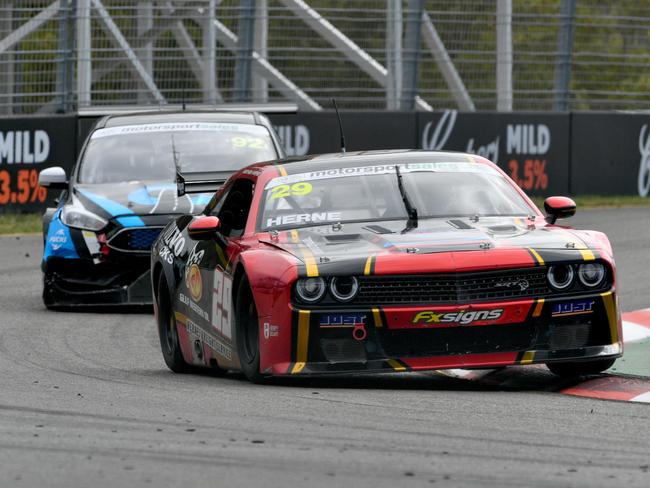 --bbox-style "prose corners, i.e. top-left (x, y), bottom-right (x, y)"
top-left (231, 136), bottom-right (267, 149)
